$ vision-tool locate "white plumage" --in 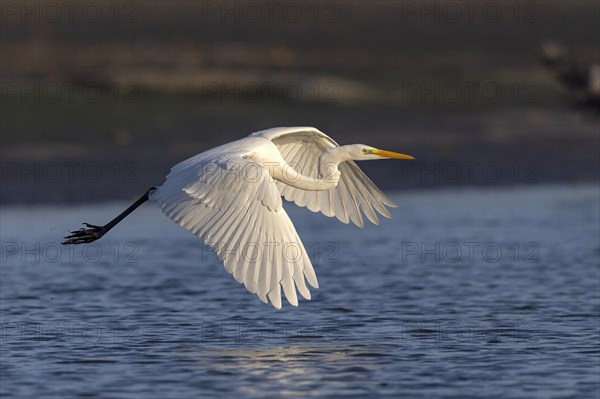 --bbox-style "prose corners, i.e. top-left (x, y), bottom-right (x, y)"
top-left (148, 127), bottom-right (413, 308)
